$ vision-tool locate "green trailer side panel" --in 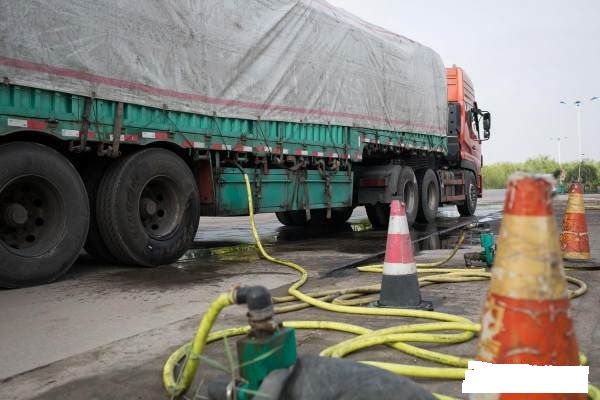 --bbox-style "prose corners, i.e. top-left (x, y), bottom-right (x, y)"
top-left (0, 84), bottom-right (452, 215)
top-left (0, 84), bottom-right (447, 158)
top-left (216, 168), bottom-right (353, 215)
top-left (0, 84), bottom-right (447, 215)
